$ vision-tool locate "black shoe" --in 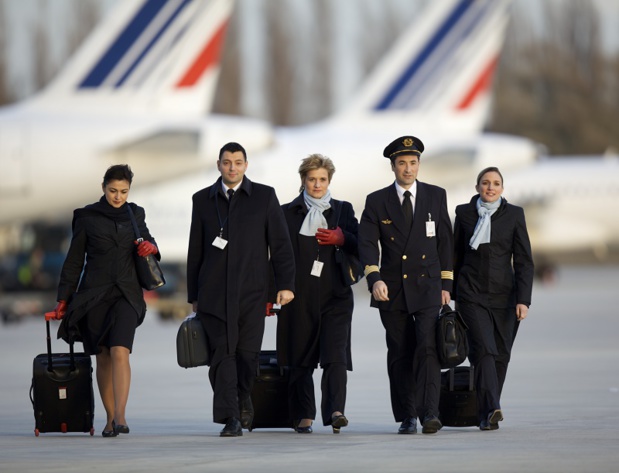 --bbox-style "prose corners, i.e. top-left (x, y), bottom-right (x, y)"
top-left (101, 428), bottom-right (118, 438)
top-left (113, 421), bottom-right (130, 435)
top-left (421, 415), bottom-right (442, 434)
top-left (239, 397), bottom-right (254, 430)
top-left (480, 409), bottom-right (503, 431)
top-left (220, 417), bottom-right (243, 437)
top-left (295, 420), bottom-right (313, 434)
top-left (398, 417), bottom-right (417, 434)
top-left (331, 414), bottom-right (349, 434)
